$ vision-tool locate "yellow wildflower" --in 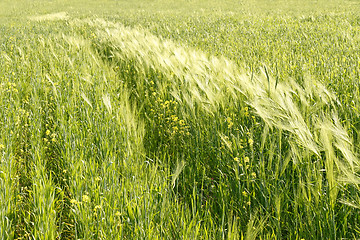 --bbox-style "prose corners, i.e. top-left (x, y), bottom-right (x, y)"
top-left (82, 195), bottom-right (90, 203)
